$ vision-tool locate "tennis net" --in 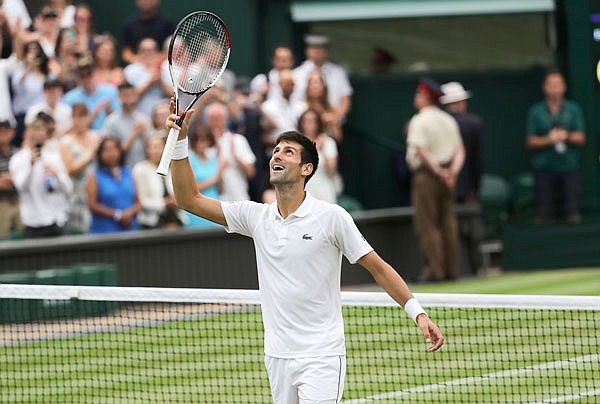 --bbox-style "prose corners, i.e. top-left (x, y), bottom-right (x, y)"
top-left (1, 284), bottom-right (599, 403)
